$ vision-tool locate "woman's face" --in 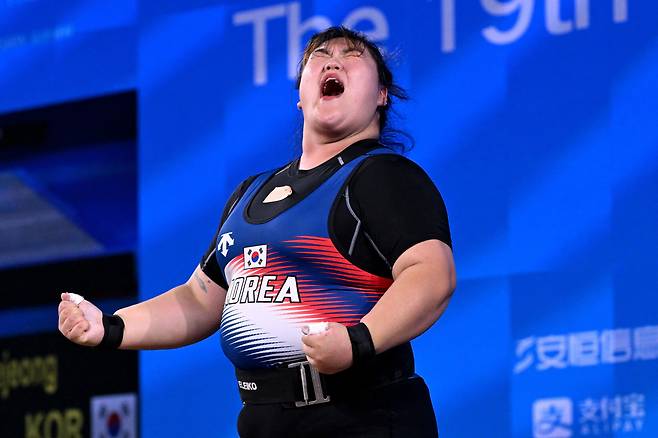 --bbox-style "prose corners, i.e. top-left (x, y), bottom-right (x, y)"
top-left (298, 38), bottom-right (386, 139)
